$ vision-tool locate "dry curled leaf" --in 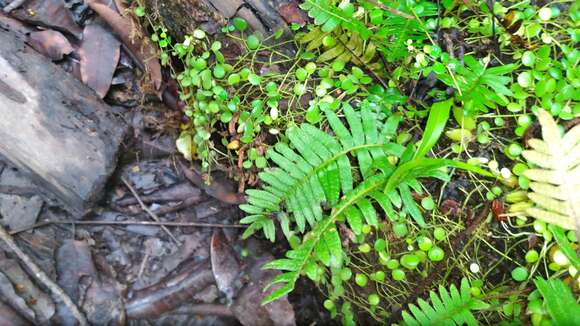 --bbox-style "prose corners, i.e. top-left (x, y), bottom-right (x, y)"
top-left (85, 0), bottom-right (162, 91)
top-left (231, 256), bottom-right (296, 326)
top-left (27, 30), bottom-right (73, 61)
top-left (79, 22), bottom-right (120, 98)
